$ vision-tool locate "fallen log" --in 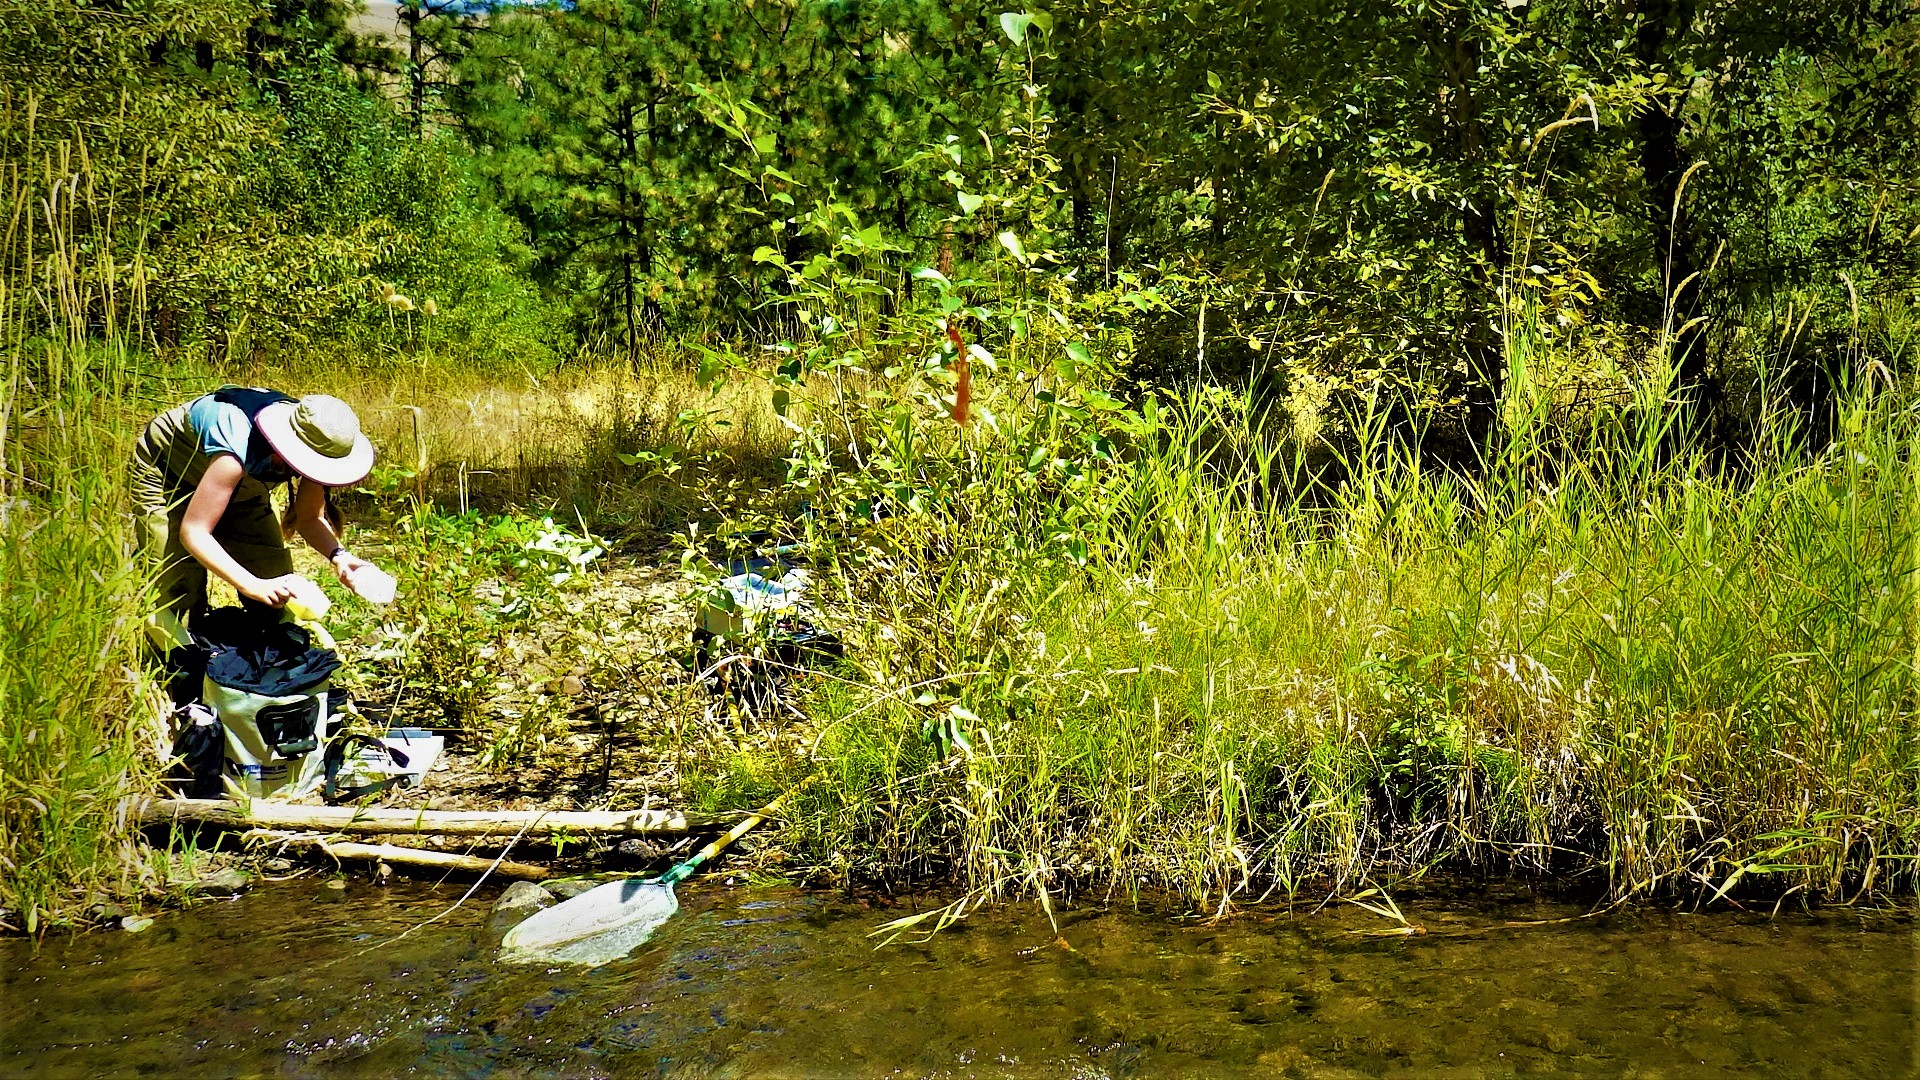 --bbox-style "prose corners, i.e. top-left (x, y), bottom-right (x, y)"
top-left (318, 840), bottom-right (553, 880)
top-left (140, 798), bottom-right (704, 838)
